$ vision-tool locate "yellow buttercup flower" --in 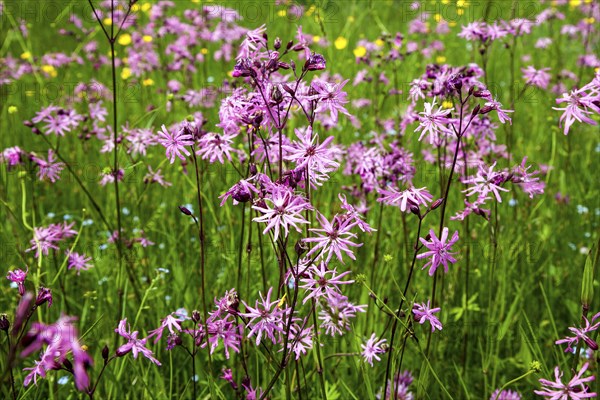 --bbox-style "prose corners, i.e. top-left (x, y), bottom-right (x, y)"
top-left (103, 18), bottom-right (112, 26)
top-left (118, 33), bottom-right (132, 46)
top-left (8, 106), bottom-right (18, 114)
top-left (334, 37), bottom-right (348, 50)
top-left (41, 65), bottom-right (57, 78)
top-left (442, 100), bottom-right (453, 109)
top-left (277, 9), bottom-right (286, 17)
top-left (201, 48), bottom-right (209, 55)
top-left (142, 78), bottom-right (154, 86)
top-left (436, 56), bottom-right (447, 63)
top-left (569, 0), bottom-right (581, 6)
top-left (312, 35), bottom-right (321, 43)
top-left (121, 67), bottom-right (132, 80)
top-left (141, 3), bottom-right (152, 12)
top-left (434, 14), bottom-right (442, 22)
top-left (20, 52), bottom-right (31, 60)
top-left (353, 46), bottom-right (367, 58)
top-left (374, 38), bottom-right (385, 47)
top-left (142, 35), bottom-right (153, 43)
